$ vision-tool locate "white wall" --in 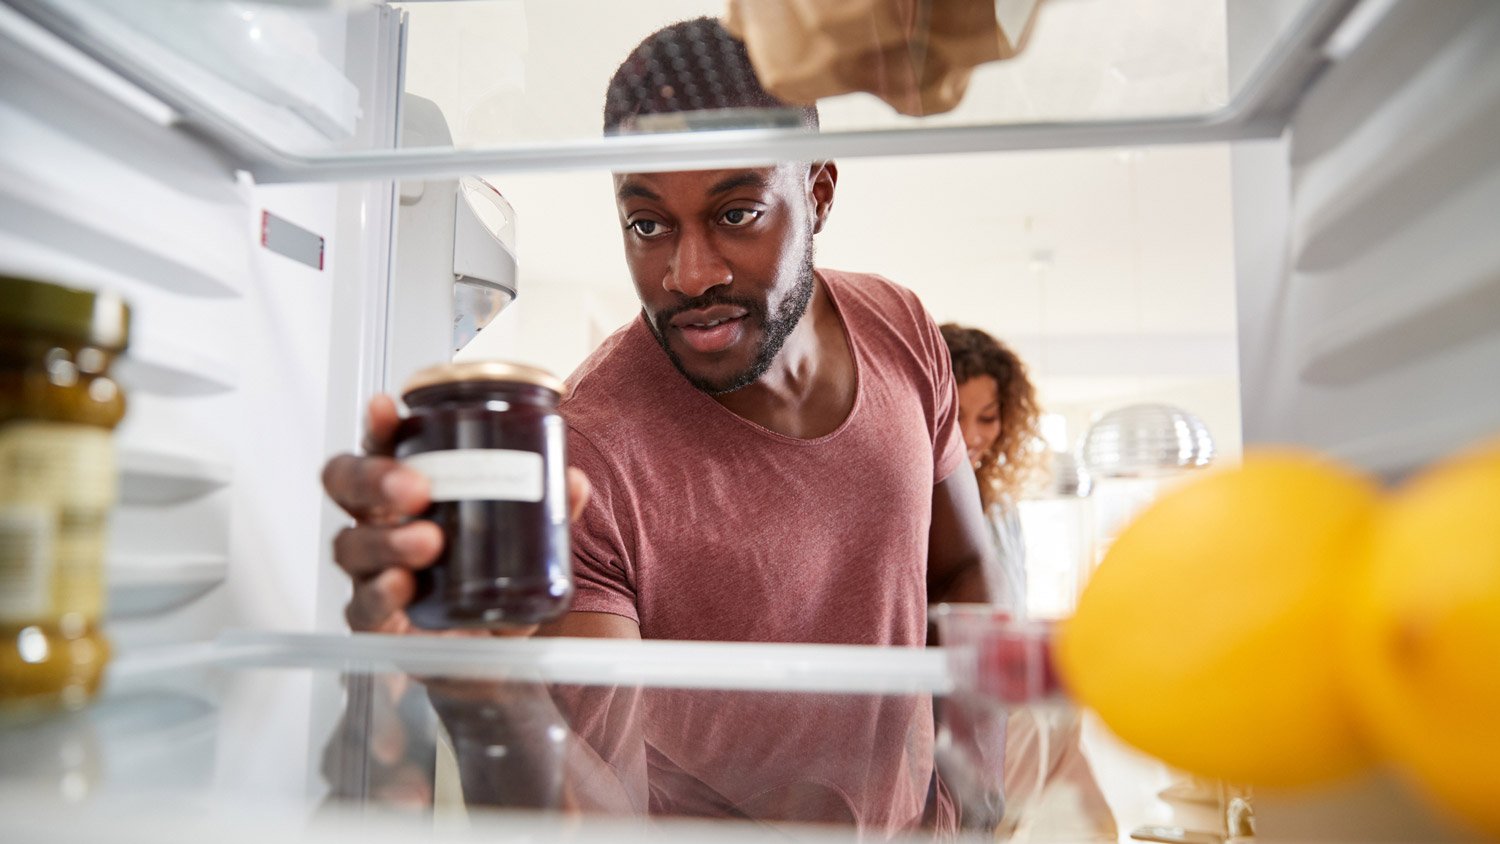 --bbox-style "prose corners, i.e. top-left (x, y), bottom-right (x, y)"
top-left (457, 145), bottom-right (1243, 461)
